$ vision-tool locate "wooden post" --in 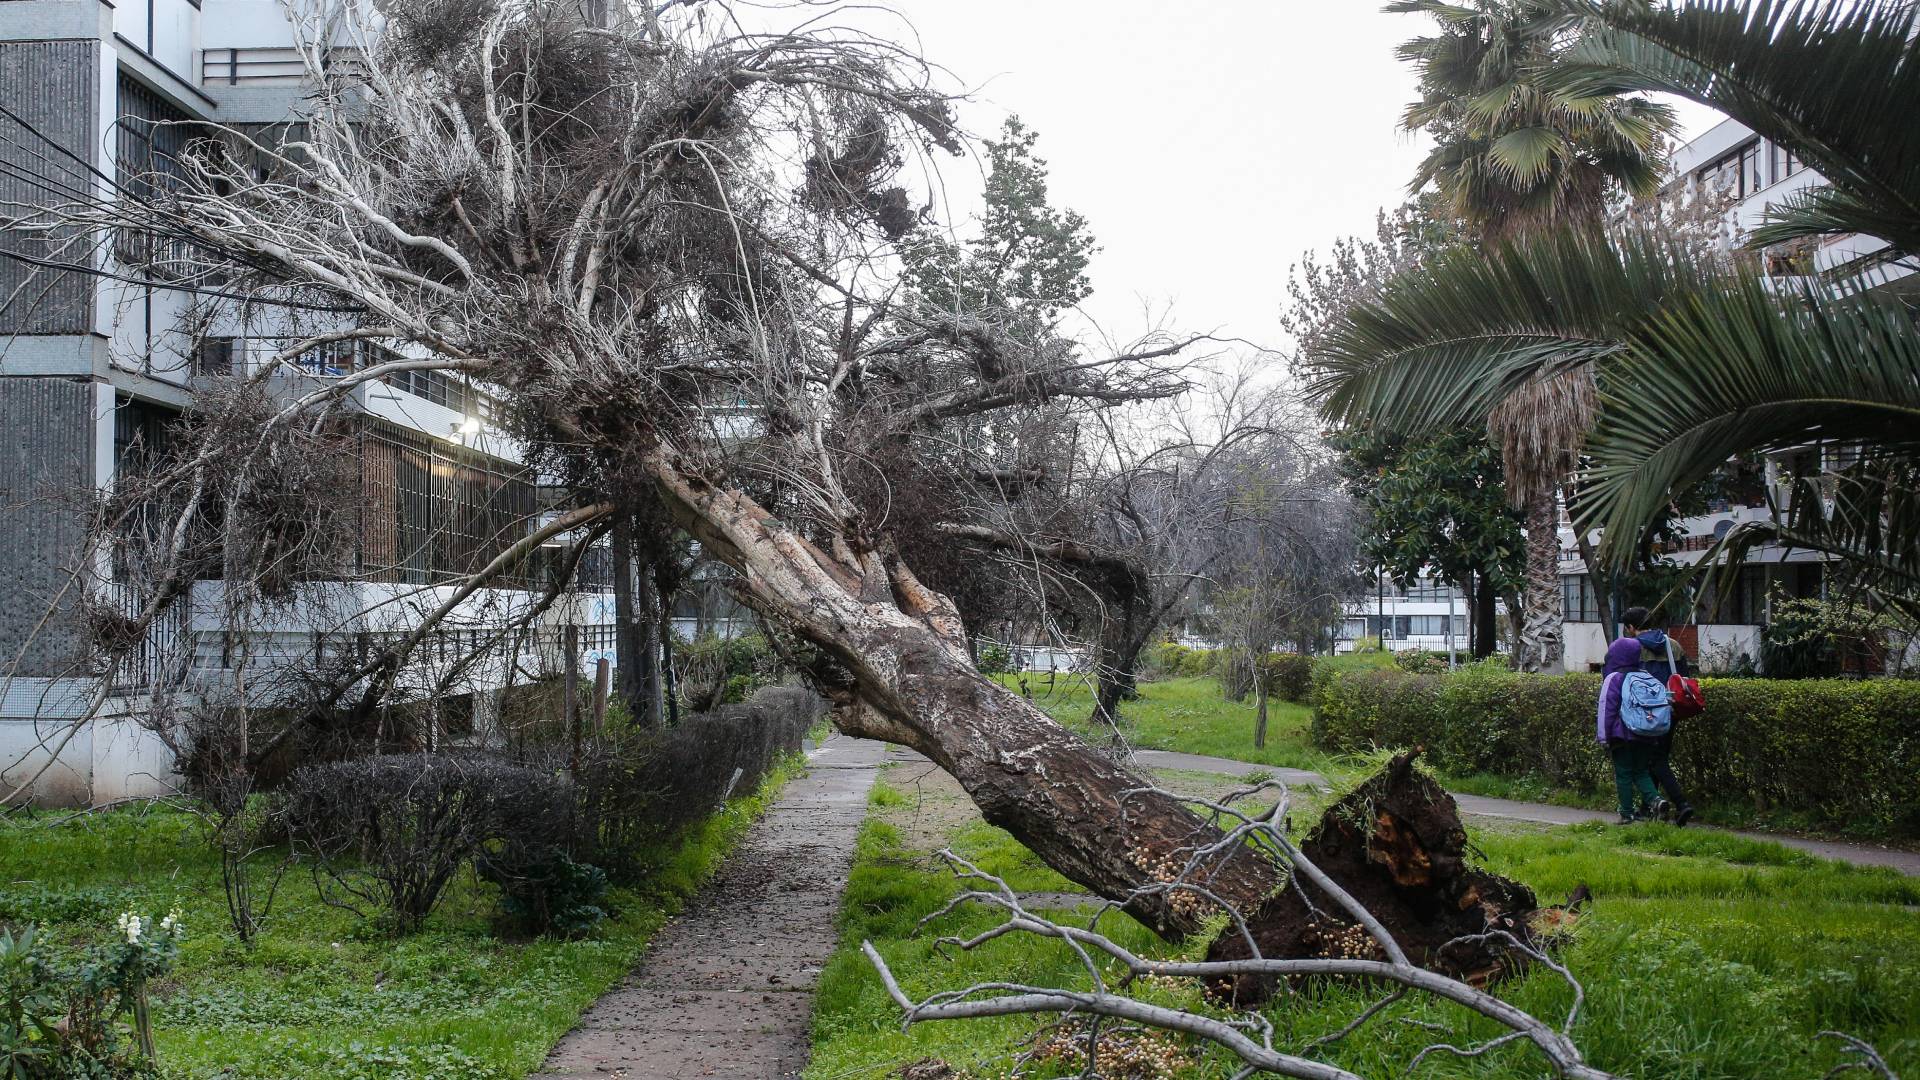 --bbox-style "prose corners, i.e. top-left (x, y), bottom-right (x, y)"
top-left (592, 657), bottom-right (611, 735)
top-left (565, 624), bottom-right (581, 777)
